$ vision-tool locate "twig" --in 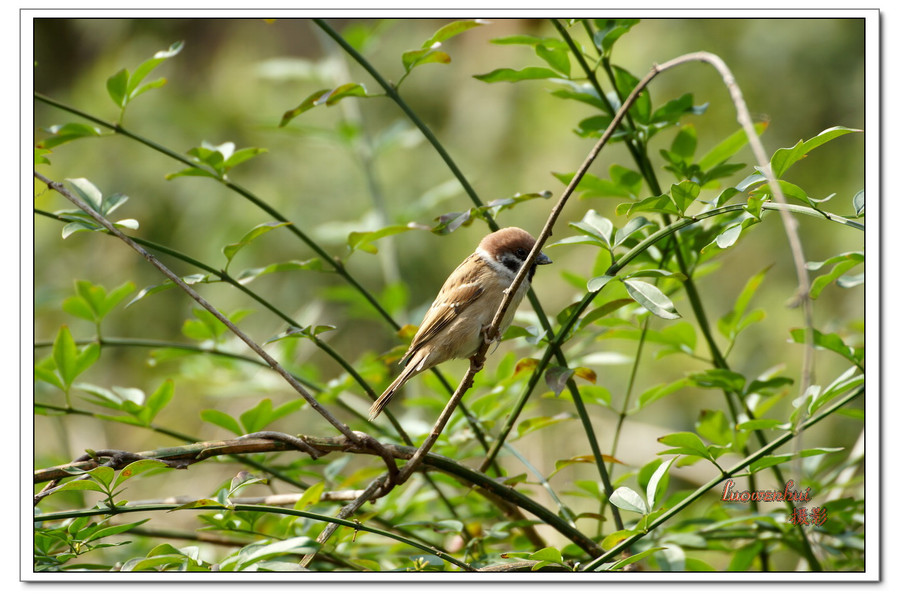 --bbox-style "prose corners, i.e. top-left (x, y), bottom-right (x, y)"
top-left (298, 475), bottom-right (386, 567)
